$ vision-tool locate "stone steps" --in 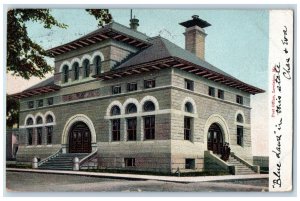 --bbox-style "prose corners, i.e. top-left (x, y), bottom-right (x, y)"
top-left (227, 156), bottom-right (256, 175)
top-left (38, 153), bottom-right (89, 170)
